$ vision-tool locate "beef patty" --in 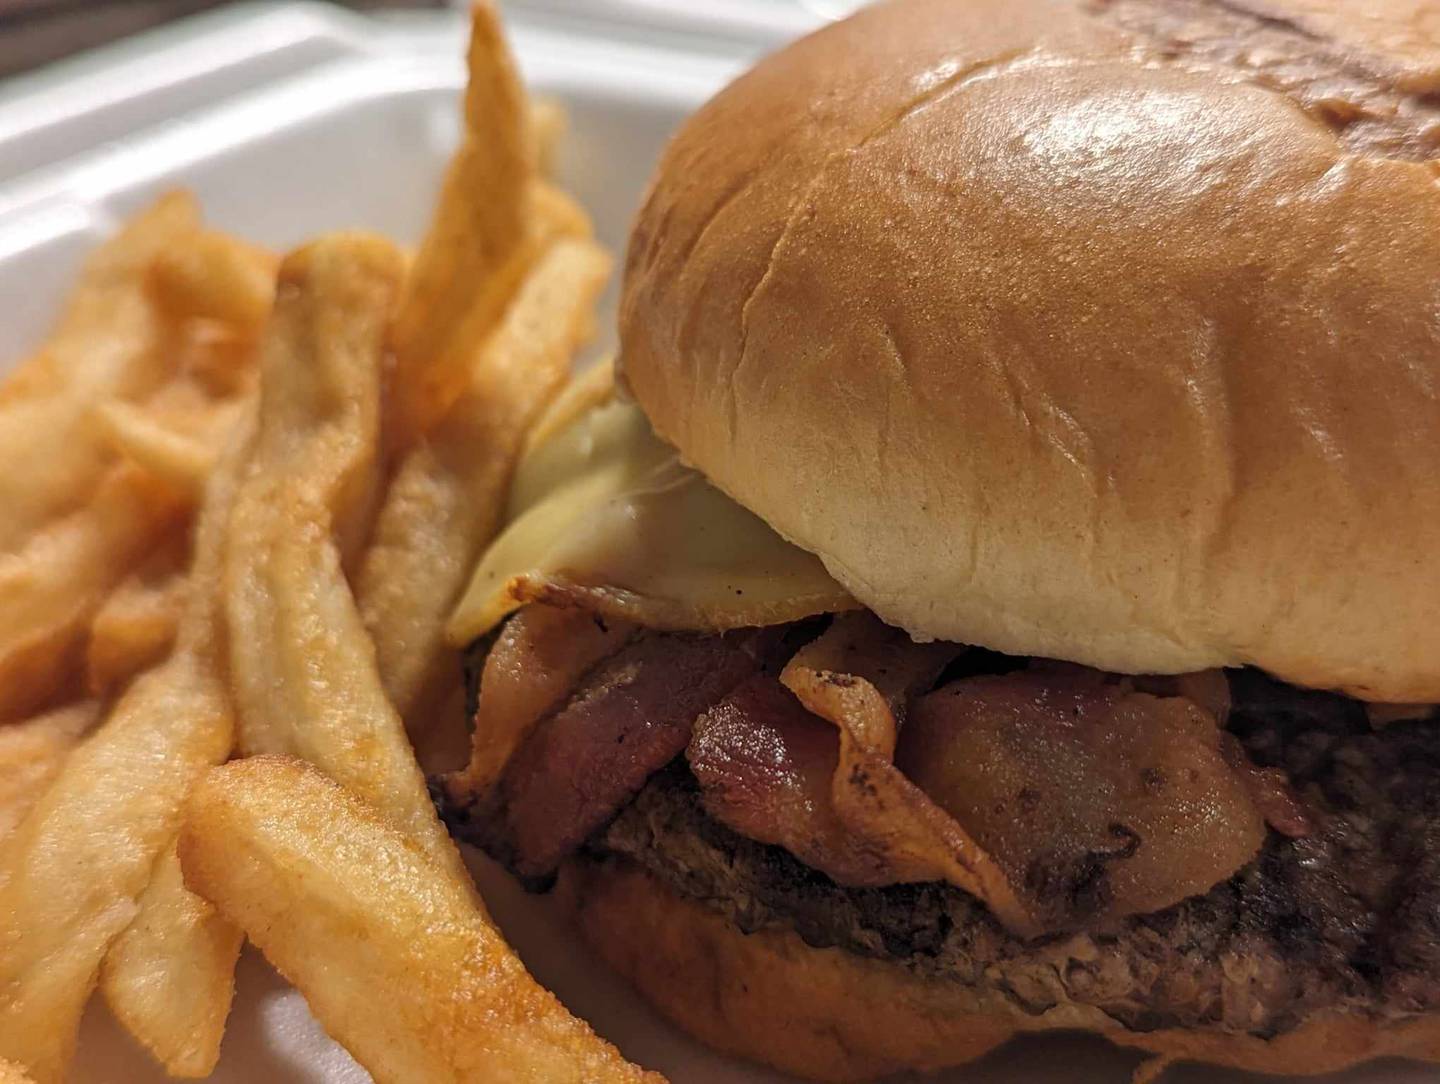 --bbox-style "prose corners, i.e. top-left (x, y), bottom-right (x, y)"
top-left (588, 670), bottom-right (1440, 1038)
